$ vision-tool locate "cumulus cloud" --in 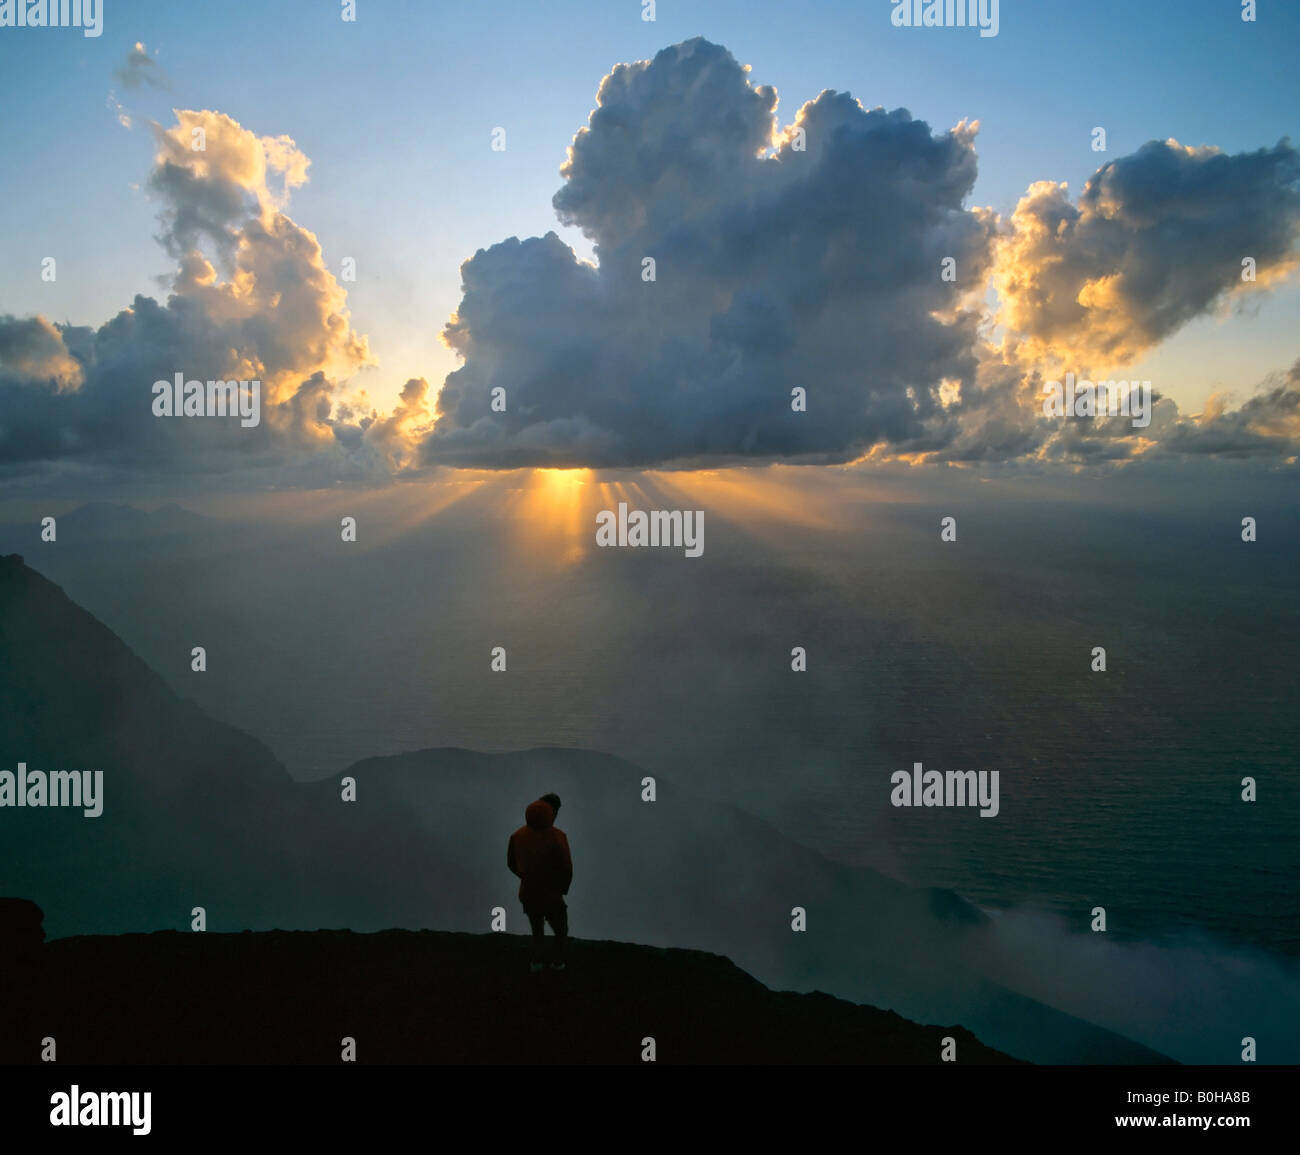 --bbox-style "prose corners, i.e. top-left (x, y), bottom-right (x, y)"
top-left (0, 315), bottom-right (84, 392)
top-left (358, 376), bottom-right (434, 473)
top-left (0, 108), bottom-right (377, 477)
top-left (3, 39), bottom-right (1299, 485)
top-left (425, 38), bottom-right (998, 468)
top-left (1158, 359), bottom-right (1300, 458)
top-left (425, 41), bottom-right (1300, 470)
top-left (993, 139), bottom-right (1300, 367)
